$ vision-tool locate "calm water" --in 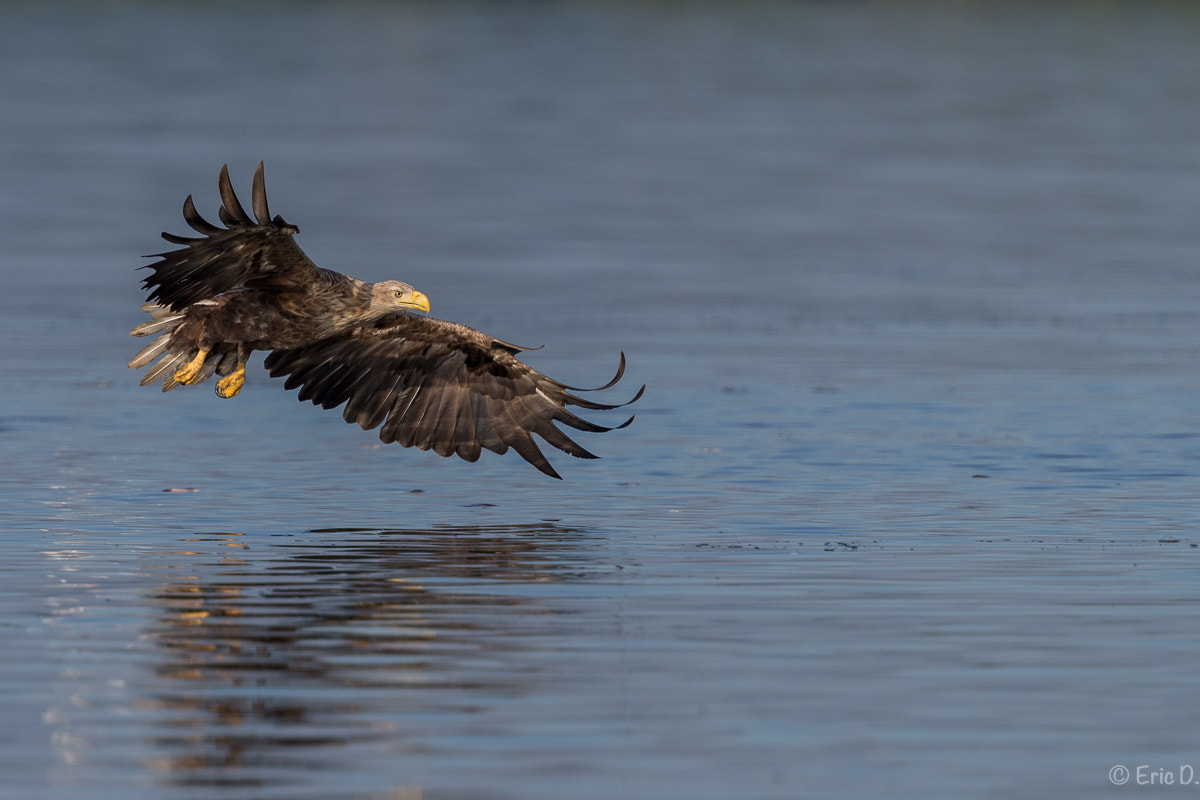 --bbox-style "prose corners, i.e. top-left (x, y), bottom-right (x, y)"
top-left (4, 2), bottom-right (1200, 798)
